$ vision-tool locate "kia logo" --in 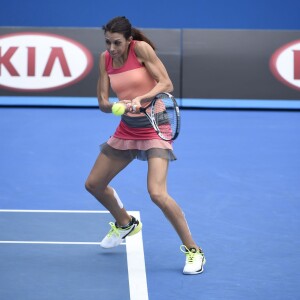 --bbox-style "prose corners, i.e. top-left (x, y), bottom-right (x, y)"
top-left (270, 39), bottom-right (300, 91)
top-left (0, 32), bottom-right (93, 92)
